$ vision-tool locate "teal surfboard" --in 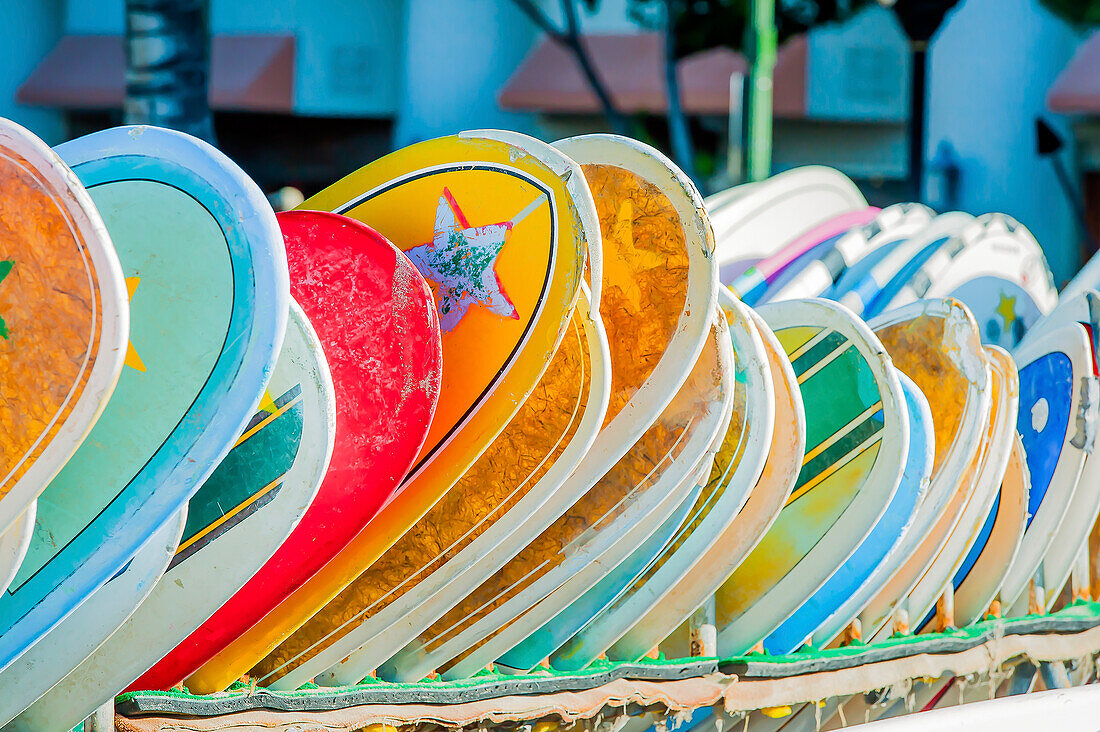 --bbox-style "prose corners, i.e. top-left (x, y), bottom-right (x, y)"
top-left (0, 126), bottom-right (288, 674)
